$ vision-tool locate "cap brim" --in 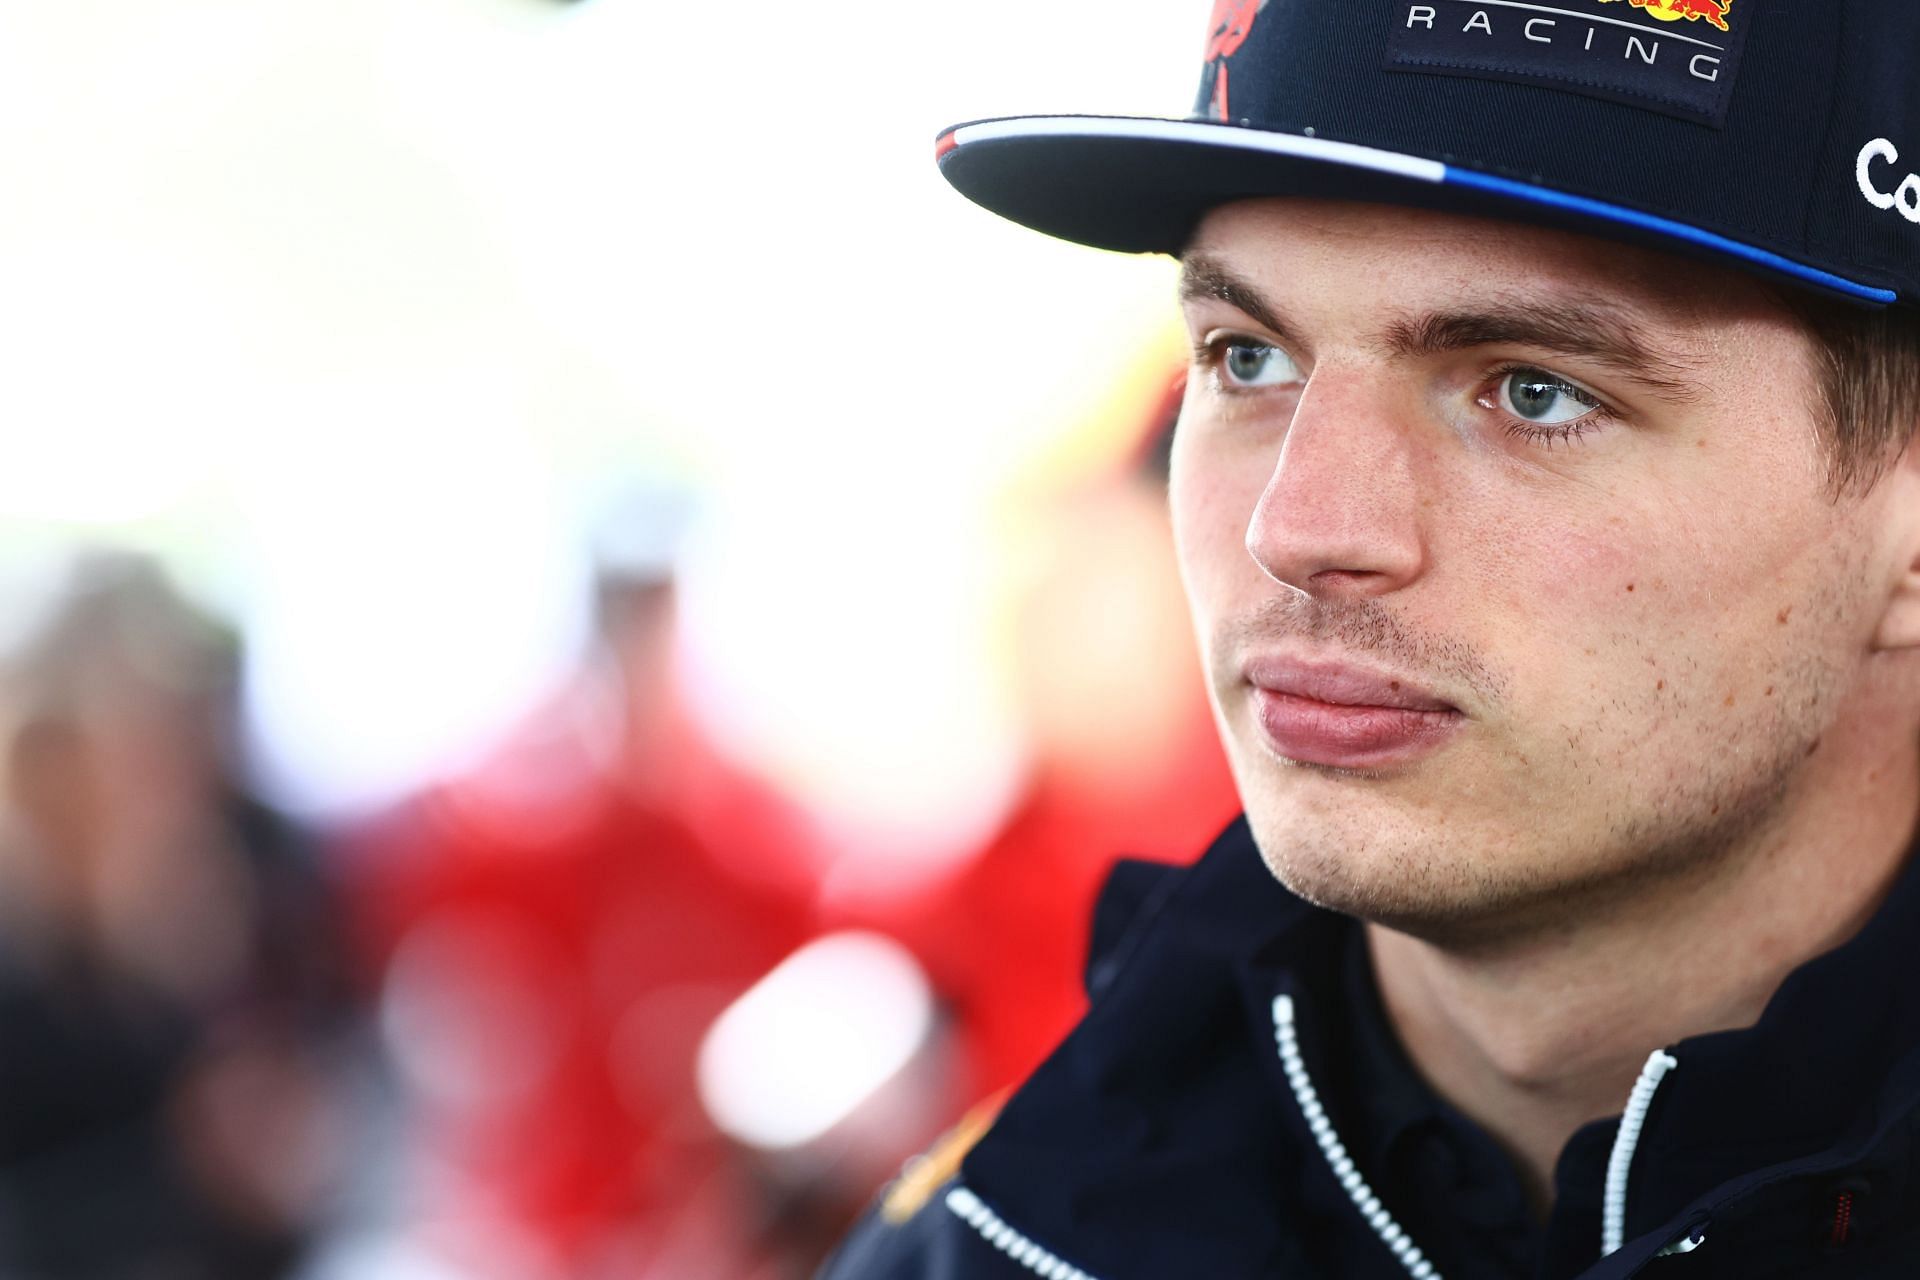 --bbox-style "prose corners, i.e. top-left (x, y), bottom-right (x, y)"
top-left (936, 115), bottom-right (1897, 307)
